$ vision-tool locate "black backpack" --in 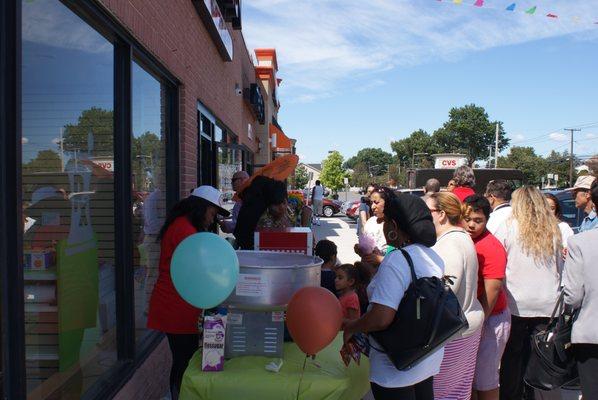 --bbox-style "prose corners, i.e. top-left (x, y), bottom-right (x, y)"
top-left (370, 248), bottom-right (468, 370)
